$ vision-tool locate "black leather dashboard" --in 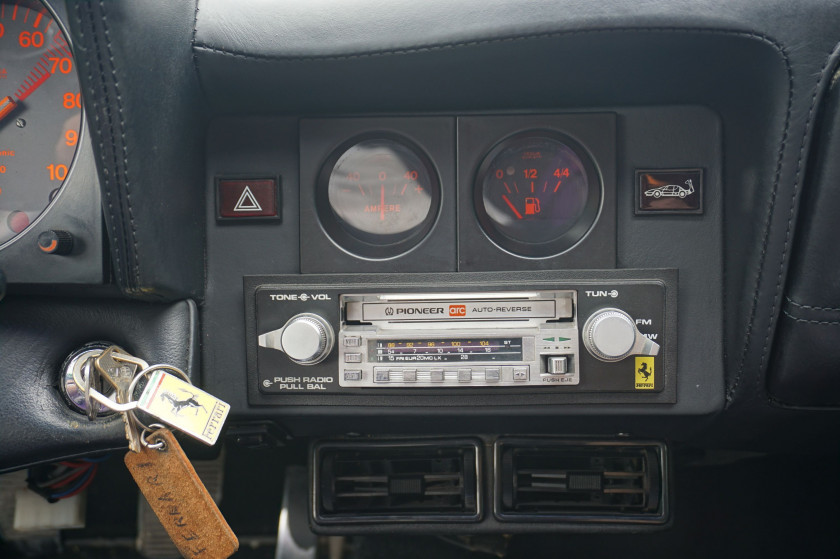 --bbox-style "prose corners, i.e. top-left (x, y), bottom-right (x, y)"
top-left (1, 0), bottom-right (840, 472)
